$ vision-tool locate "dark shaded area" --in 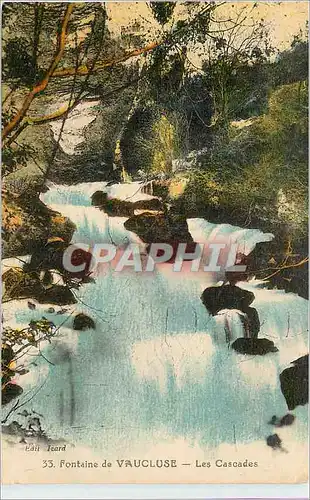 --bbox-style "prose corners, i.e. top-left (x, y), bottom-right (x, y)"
top-left (280, 355), bottom-right (309, 410)
top-left (73, 313), bottom-right (95, 331)
top-left (145, 240), bottom-right (199, 264)
top-left (26, 241), bottom-right (93, 278)
top-left (2, 344), bottom-right (15, 395)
